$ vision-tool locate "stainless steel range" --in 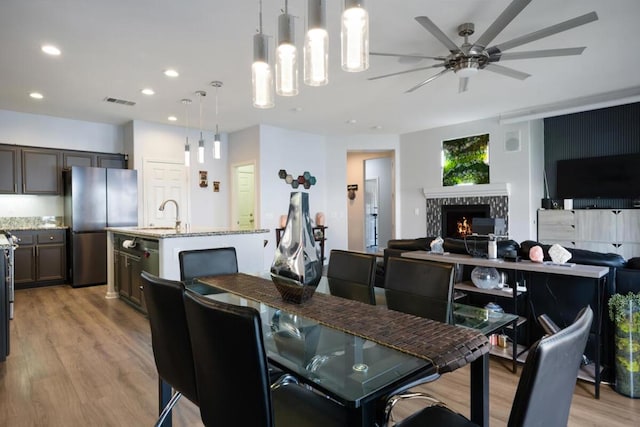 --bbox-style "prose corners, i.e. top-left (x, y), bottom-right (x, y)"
top-left (2, 231), bottom-right (16, 361)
